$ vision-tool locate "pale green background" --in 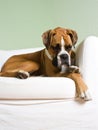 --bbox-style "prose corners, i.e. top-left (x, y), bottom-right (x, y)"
top-left (0, 0), bottom-right (98, 50)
